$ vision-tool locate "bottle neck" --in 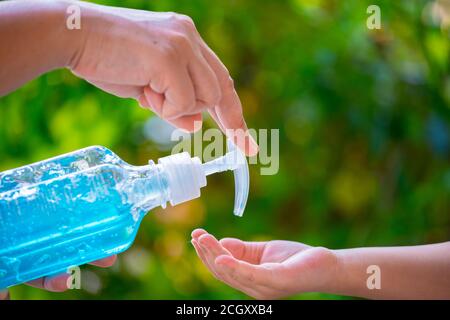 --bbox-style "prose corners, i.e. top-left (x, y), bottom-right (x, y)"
top-left (119, 162), bottom-right (170, 220)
